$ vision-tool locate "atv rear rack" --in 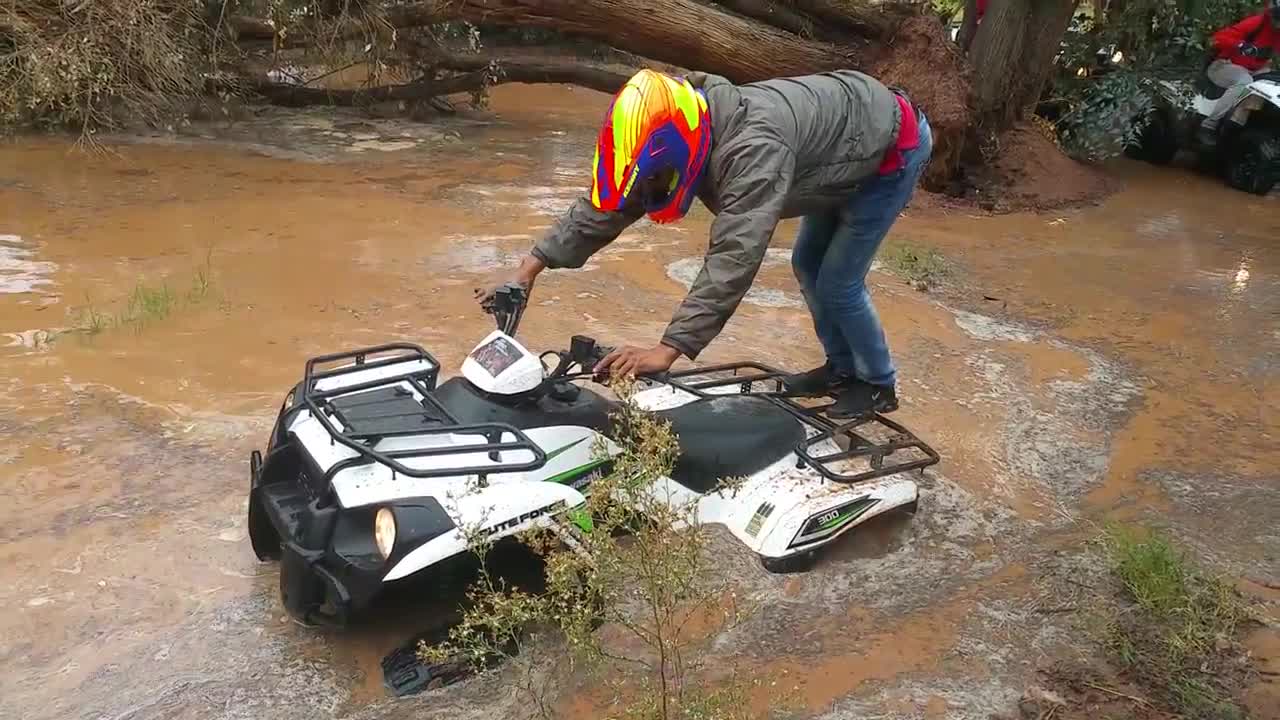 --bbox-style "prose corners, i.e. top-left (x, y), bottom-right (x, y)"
top-left (660, 362), bottom-right (940, 484)
top-left (301, 344), bottom-right (547, 483)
